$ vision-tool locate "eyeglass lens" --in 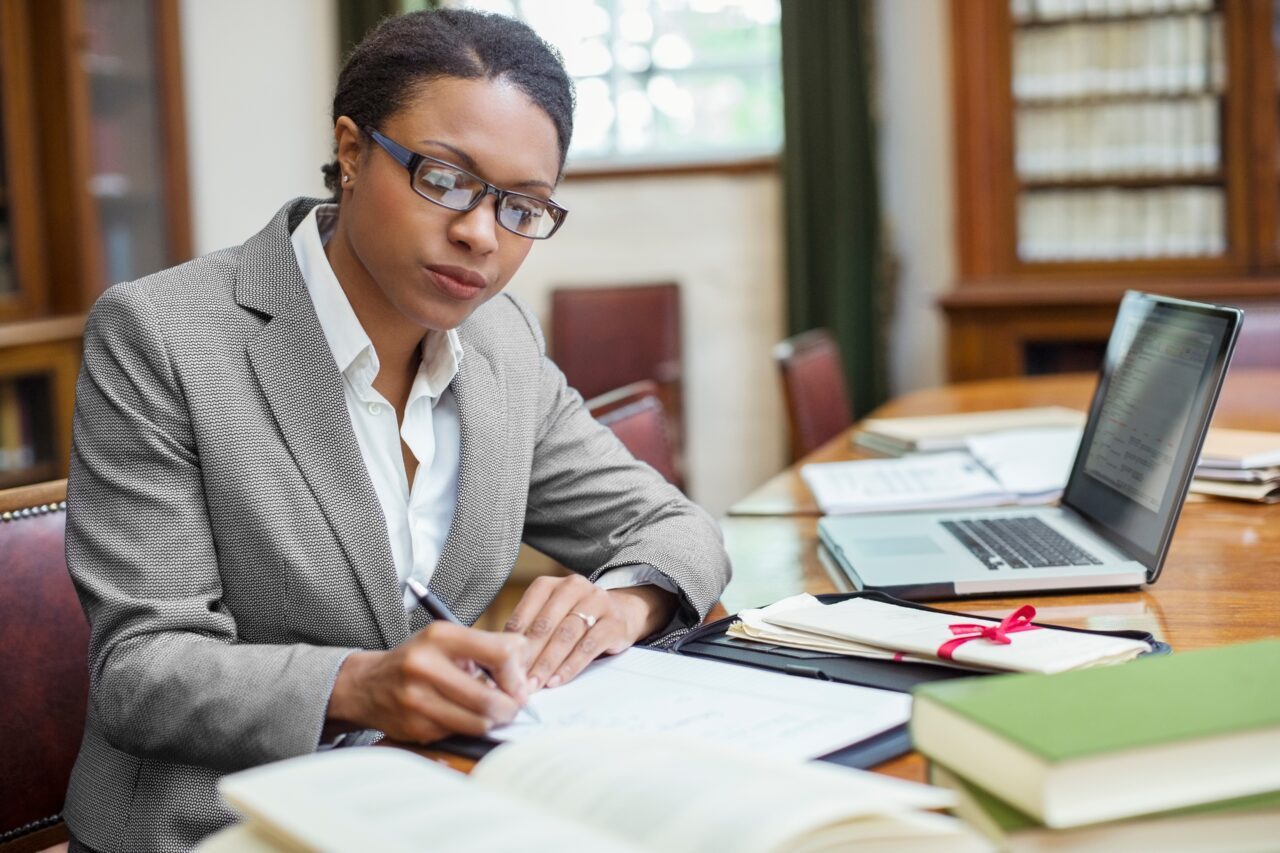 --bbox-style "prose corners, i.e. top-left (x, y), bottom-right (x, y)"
top-left (413, 161), bottom-right (559, 239)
